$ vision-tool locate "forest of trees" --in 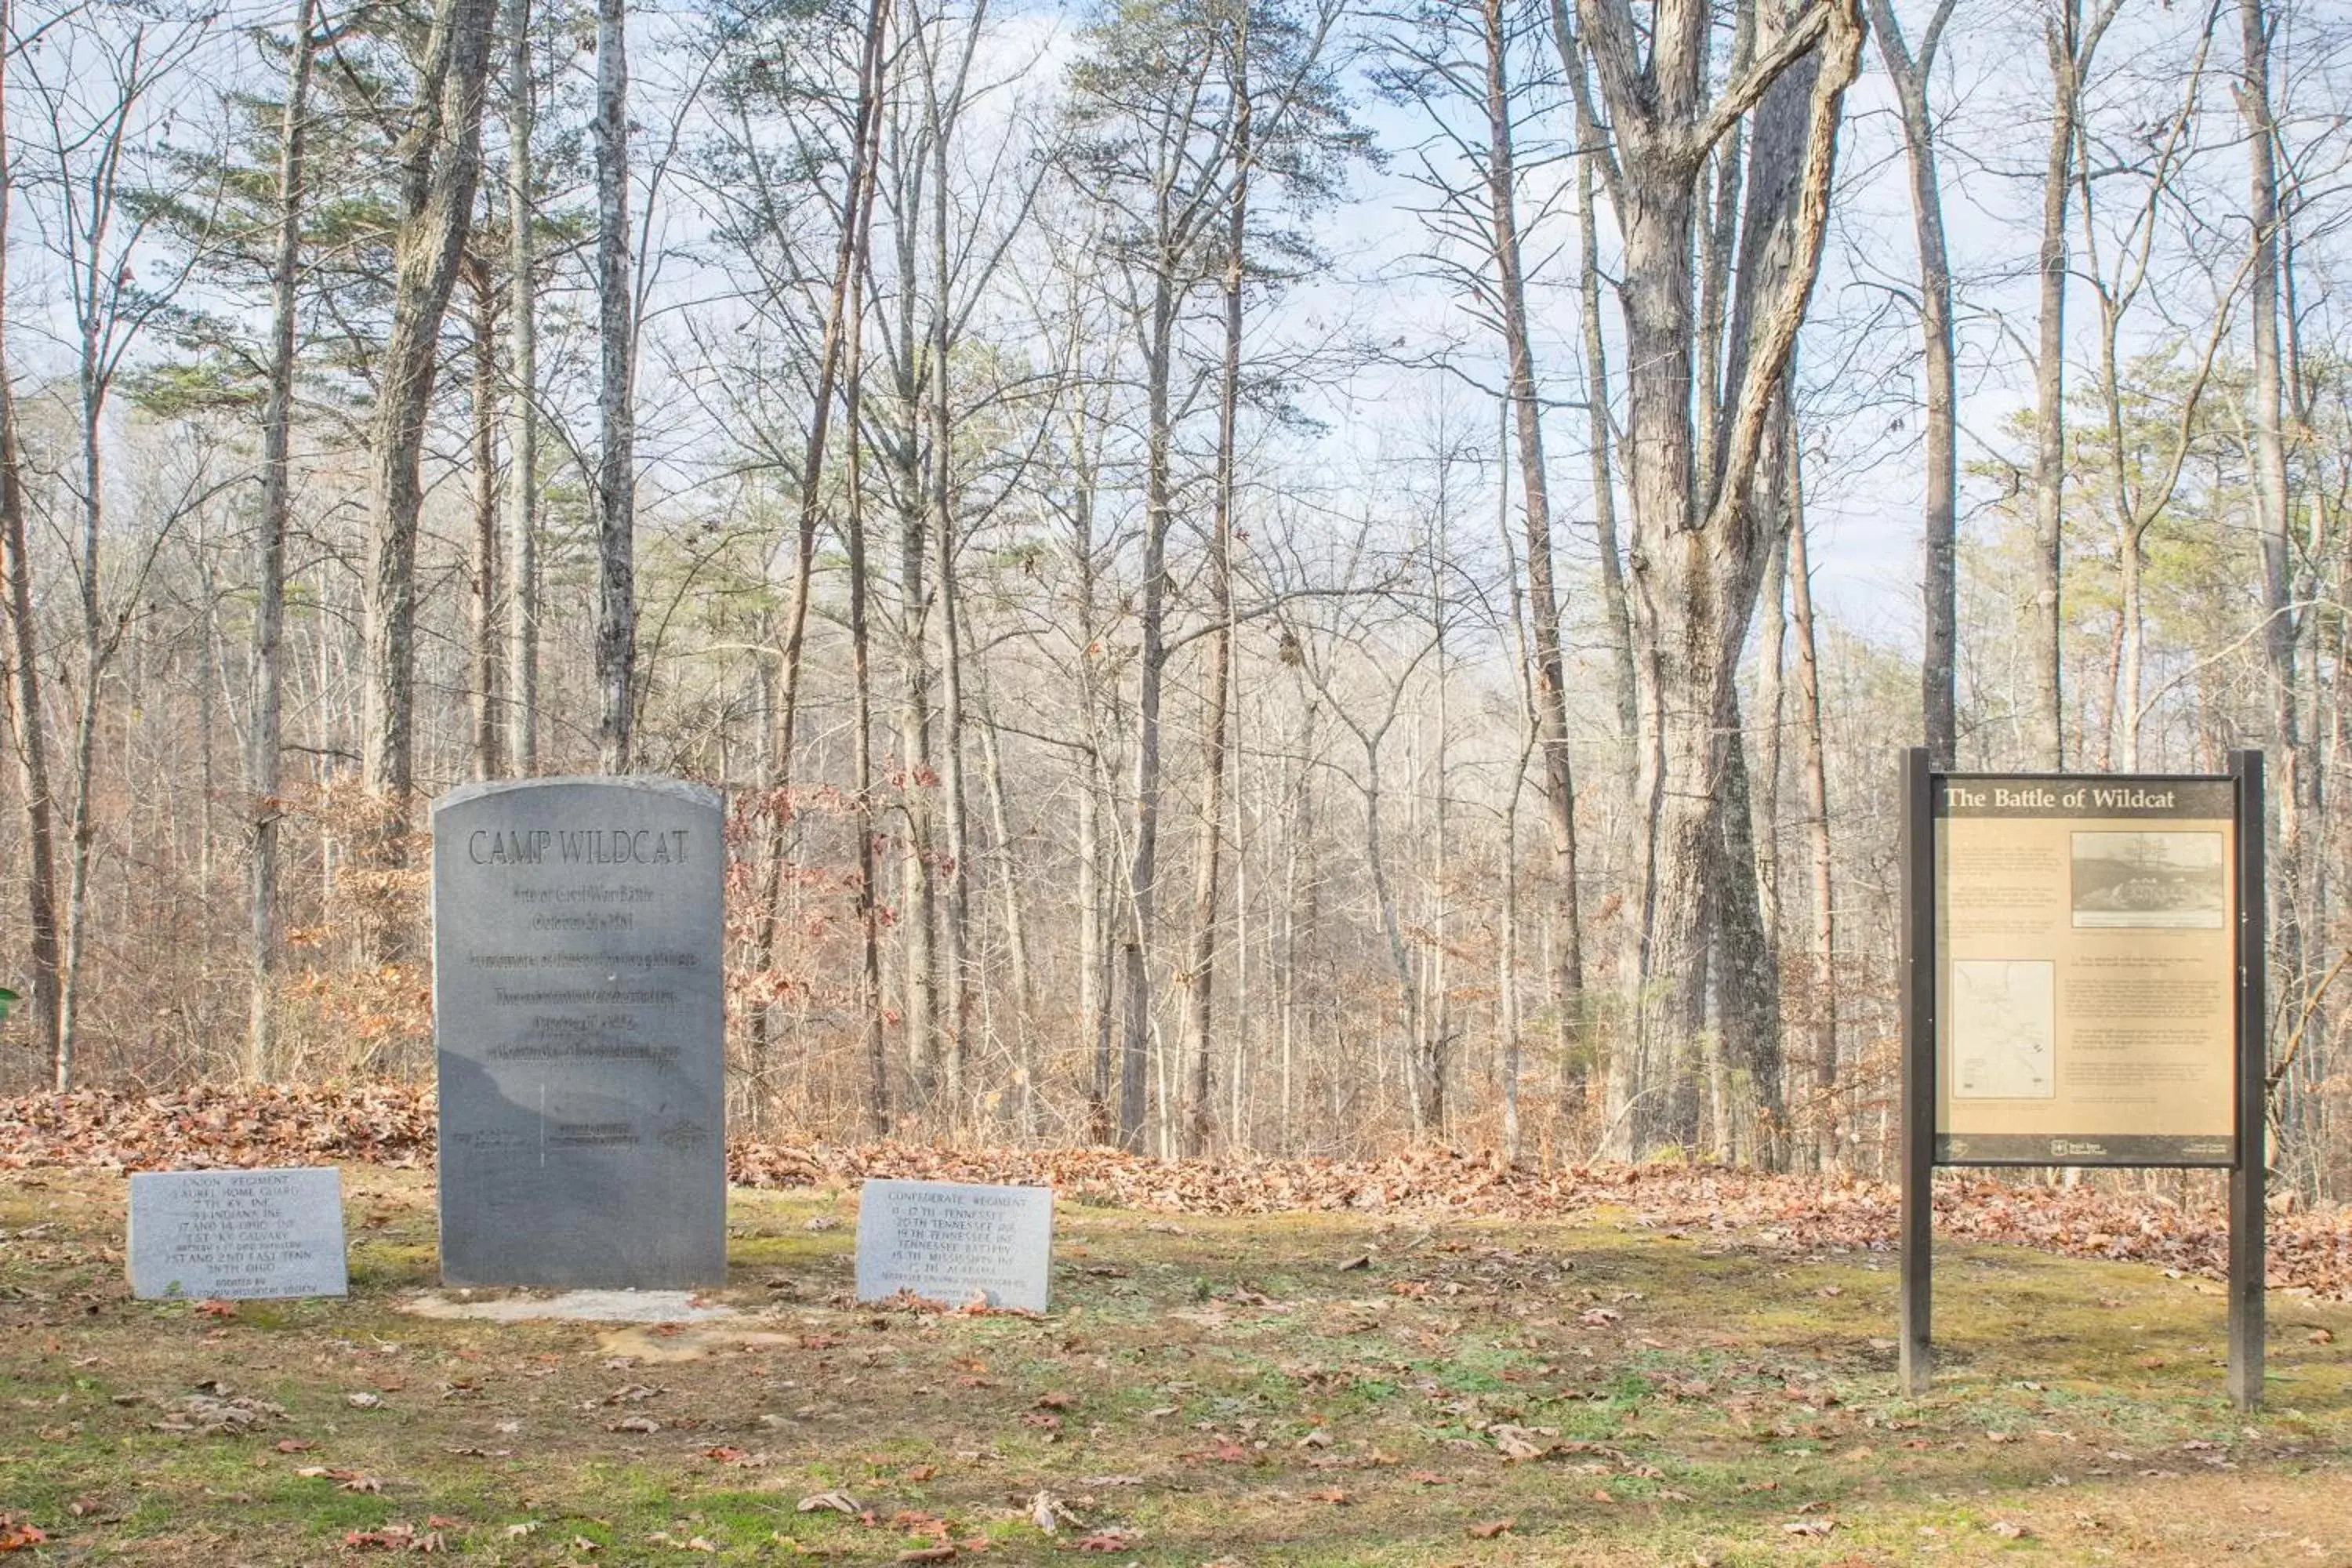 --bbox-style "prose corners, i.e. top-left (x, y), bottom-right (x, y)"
top-left (2, 0), bottom-right (2349, 1194)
